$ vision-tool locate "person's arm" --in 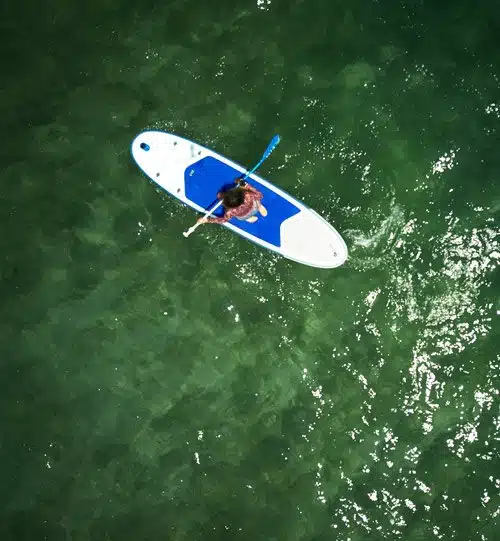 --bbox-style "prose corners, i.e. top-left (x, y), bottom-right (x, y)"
top-left (236, 177), bottom-right (263, 197)
top-left (205, 214), bottom-right (229, 224)
top-left (202, 207), bottom-right (237, 224)
top-left (243, 182), bottom-right (263, 200)
top-left (198, 192), bottom-right (226, 223)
